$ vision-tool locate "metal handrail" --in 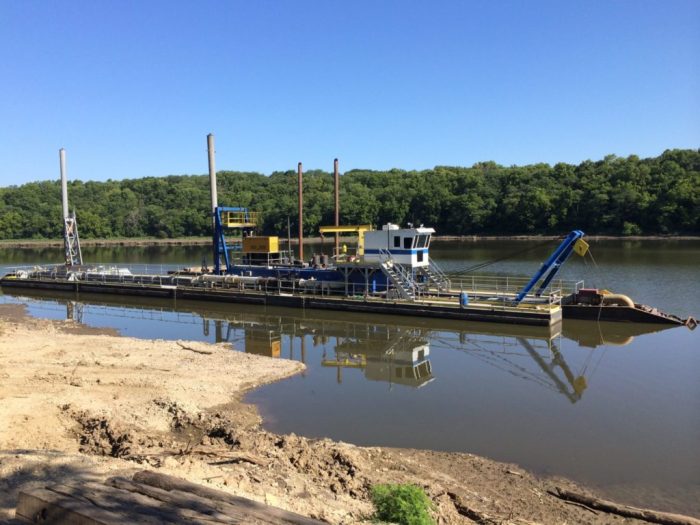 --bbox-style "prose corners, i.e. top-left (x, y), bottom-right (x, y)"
top-left (4, 262), bottom-right (567, 311)
top-left (378, 248), bottom-right (417, 299)
top-left (445, 274), bottom-right (581, 295)
top-left (428, 258), bottom-right (451, 287)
